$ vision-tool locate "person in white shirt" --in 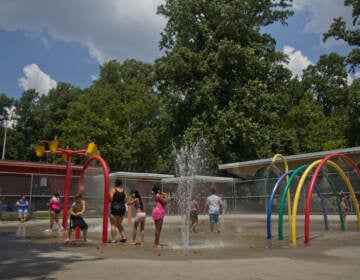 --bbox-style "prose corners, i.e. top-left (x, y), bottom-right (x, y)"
top-left (205, 188), bottom-right (223, 234)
